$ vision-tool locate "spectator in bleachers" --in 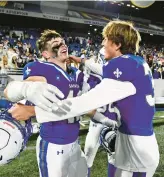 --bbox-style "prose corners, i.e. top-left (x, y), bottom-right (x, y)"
top-left (80, 49), bottom-right (86, 59)
top-left (152, 63), bottom-right (162, 79)
top-left (0, 25), bottom-right (163, 78)
top-left (6, 48), bottom-right (18, 69)
top-left (0, 55), bottom-right (8, 74)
